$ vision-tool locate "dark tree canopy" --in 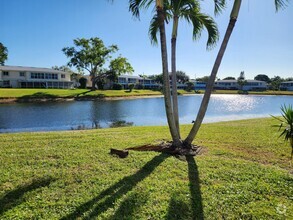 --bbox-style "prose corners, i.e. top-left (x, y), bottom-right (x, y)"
top-left (223, 76), bottom-right (236, 80)
top-left (62, 37), bottom-right (118, 90)
top-left (0, 42), bottom-right (8, 65)
top-left (196, 76), bottom-right (210, 83)
top-left (254, 74), bottom-right (271, 83)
